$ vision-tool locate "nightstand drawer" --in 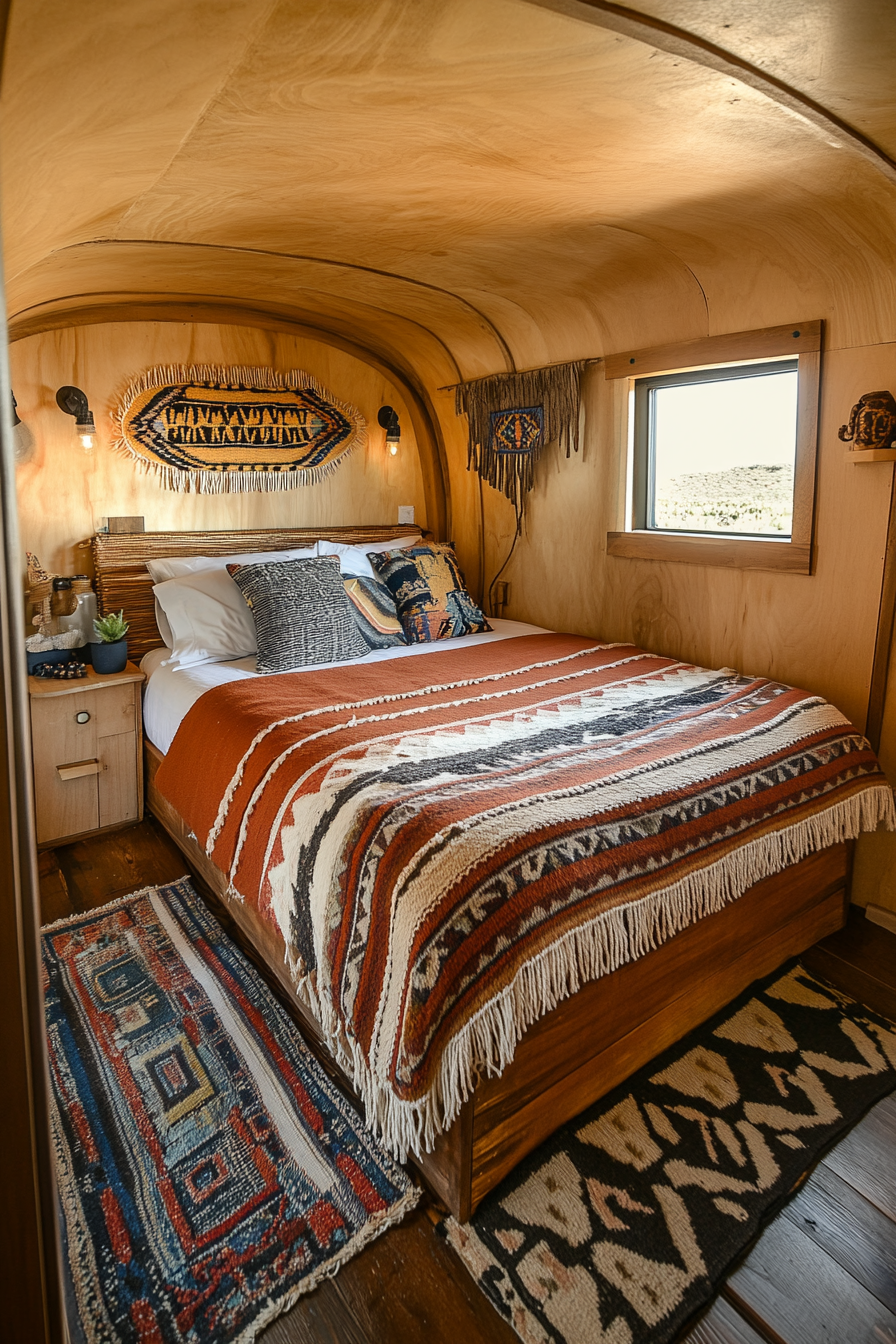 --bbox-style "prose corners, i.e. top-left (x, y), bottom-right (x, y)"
top-left (29, 665), bottom-right (144, 845)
